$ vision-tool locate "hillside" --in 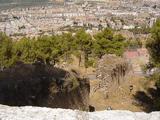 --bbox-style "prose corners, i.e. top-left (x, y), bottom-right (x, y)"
top-left (0, 62), bottom-right (90, 110)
